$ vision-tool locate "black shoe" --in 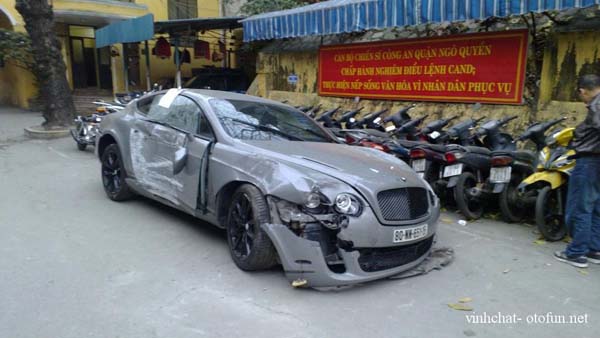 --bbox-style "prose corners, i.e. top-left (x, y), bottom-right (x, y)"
top-left (554, 251), bottom-right (588, 268)
top-left (586, 251), bottom-right (600, 264)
